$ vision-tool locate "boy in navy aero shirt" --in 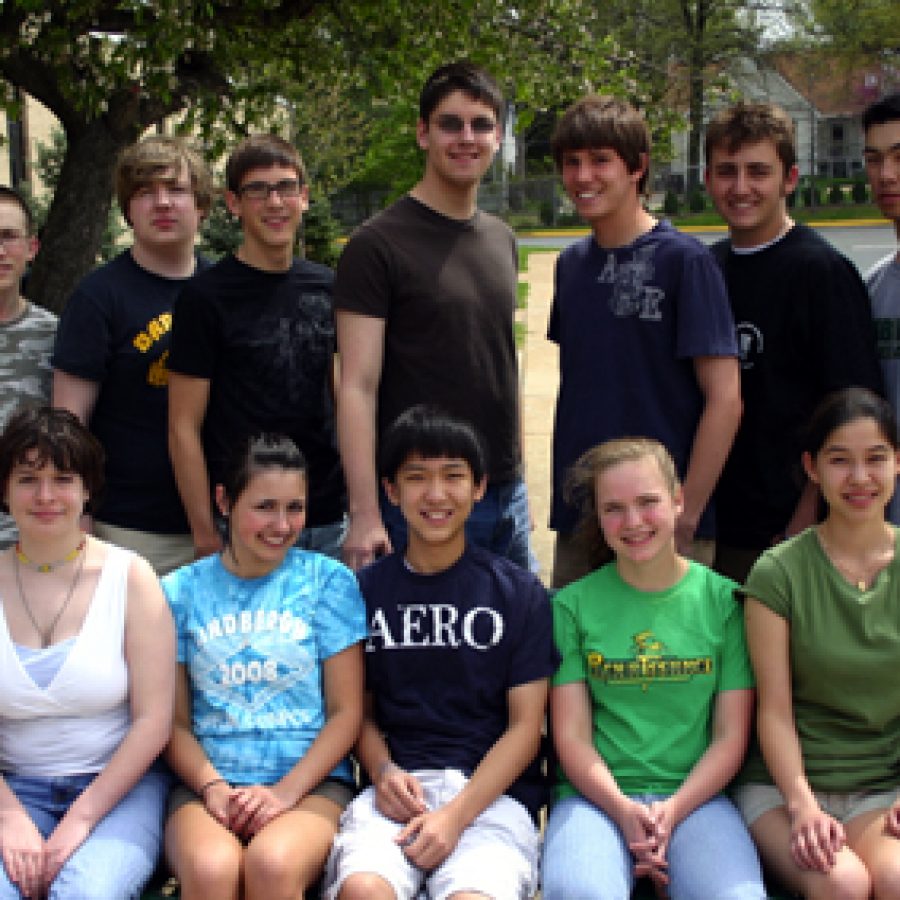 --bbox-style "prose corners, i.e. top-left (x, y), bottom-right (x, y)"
top-left (324, 406), bottom-right (558, 900)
